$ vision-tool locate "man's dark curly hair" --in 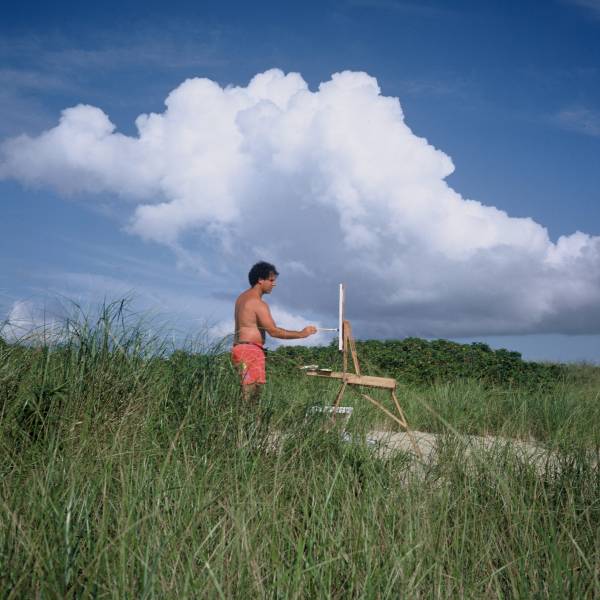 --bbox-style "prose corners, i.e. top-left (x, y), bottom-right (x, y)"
top-left (248, 261), bottom-right (279, 286)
